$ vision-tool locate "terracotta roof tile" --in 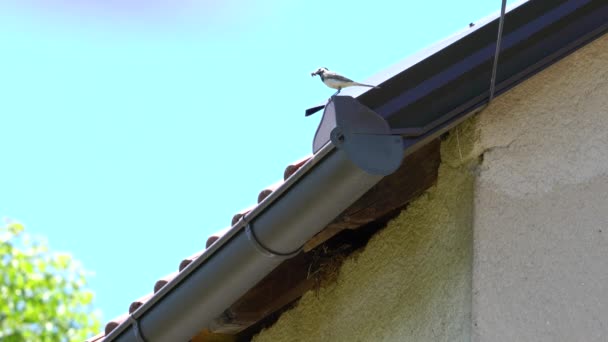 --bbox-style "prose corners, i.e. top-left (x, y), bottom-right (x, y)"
top-left (205, 227), bottom-right (232, 249)
top-left (154, 271), bottom-right (179, 293)
top-left (179, 251), bottom-right (204, 272)
top-left (283, 156), bottom-right (311, 180)
top-left (129, 293), bottom-right (153, 314)
top-left (231, 205), bottom-right (256, 226)
top-left (257, 181), bottom-right (283, 203)
top-left (105, 313), bottom-right (128, 335)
